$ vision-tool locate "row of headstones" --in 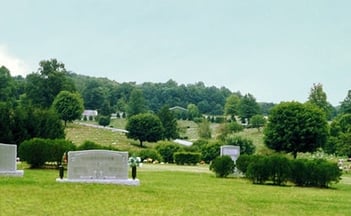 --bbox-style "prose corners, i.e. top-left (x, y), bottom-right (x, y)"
top-left (0, 143), bottom-right (139, 186)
